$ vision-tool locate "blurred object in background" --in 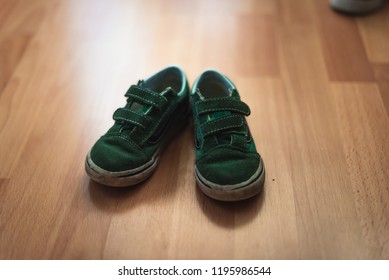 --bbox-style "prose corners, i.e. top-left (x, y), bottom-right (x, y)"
top-left (330, 0), bottom-right (383, 14)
